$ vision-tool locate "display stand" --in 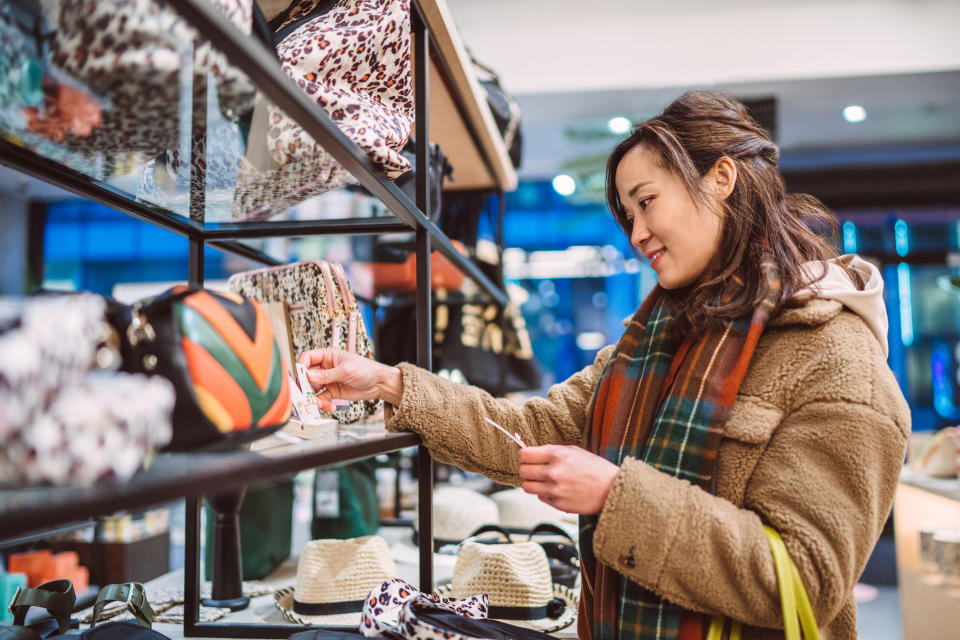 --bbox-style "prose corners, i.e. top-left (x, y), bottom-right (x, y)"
top-left (0, 0), bottom-right (515, 637)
